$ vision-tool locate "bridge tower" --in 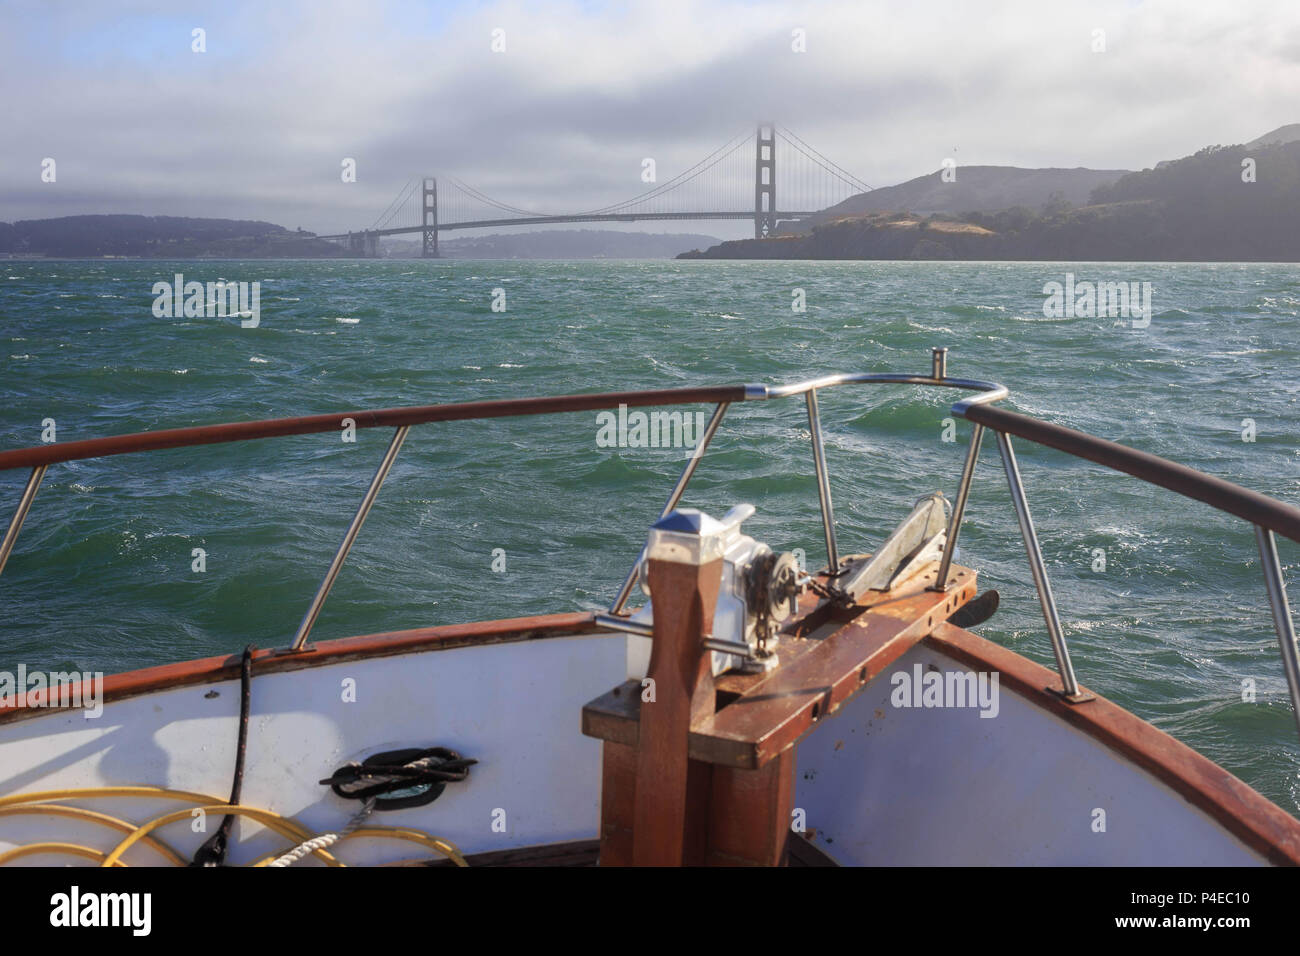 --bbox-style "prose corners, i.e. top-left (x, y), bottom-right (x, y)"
top-left (422, 177), bottom-right (439, 258)
top-left (754, 122), bottom-right (776, 239)
top-left (347, 231), bottom-right (379, 257)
